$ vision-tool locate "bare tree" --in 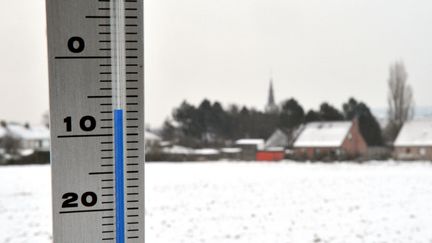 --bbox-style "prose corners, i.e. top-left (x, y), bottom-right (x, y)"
top-left (386, 61), bottom-right (414, 142)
